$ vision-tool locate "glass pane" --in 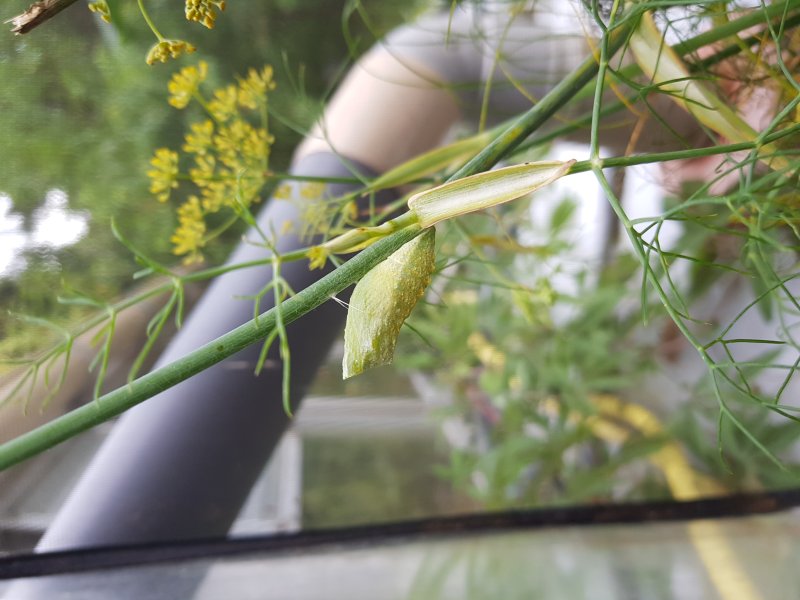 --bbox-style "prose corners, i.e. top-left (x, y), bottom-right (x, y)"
top-left (2, 513), bottom-right (798, 599)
